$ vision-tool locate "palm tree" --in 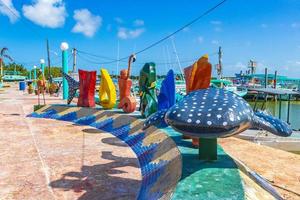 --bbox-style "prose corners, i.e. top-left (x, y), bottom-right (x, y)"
top-left (0, 47), bottom-right (13, 77)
